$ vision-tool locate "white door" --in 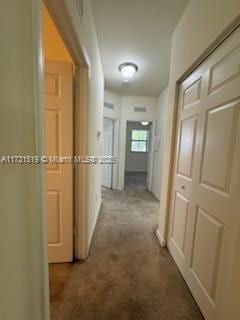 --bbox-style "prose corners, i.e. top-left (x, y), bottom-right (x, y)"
top-left (44, 60), bottom-right (73, 263)
top-left (102, 118), bottom-right (114, 188)
top-left (168, 28), bottom-right (240, 320)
